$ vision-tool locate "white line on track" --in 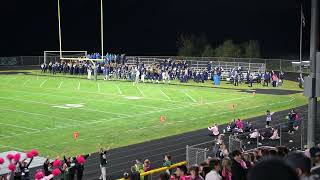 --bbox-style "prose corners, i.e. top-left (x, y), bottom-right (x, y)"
top-left (136, 86), bottom-right (145, 97)
top-left (97, 83), bottom-right (101, 93)
top-left (183, 91), bottom-right (197, 102)
top-left (160, 89), bottom-right (171, 100)
top-left (116, 85), bottom-right (122, 95)
top-left (39, 80), bottom-right (47, 88)
top-left (58, 81), bottom-right (63, 88)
